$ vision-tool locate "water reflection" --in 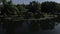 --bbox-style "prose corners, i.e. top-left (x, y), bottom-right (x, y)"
top-left (0, 19), bottom-right (60, 34)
